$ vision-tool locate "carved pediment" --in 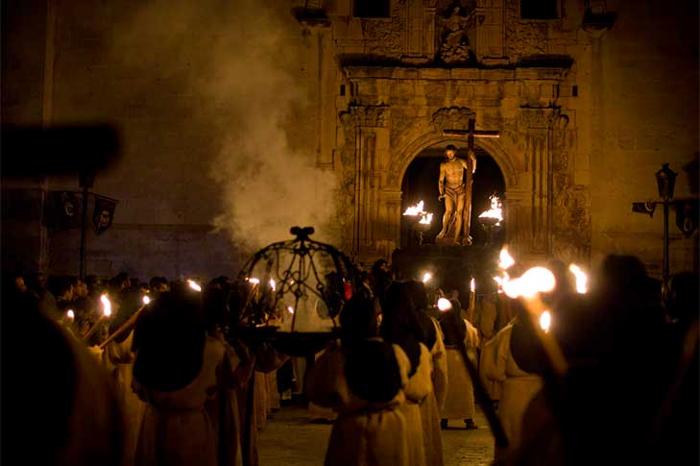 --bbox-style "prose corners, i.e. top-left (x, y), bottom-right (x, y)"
top-left (432, 106), bottom-right (475, 132)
